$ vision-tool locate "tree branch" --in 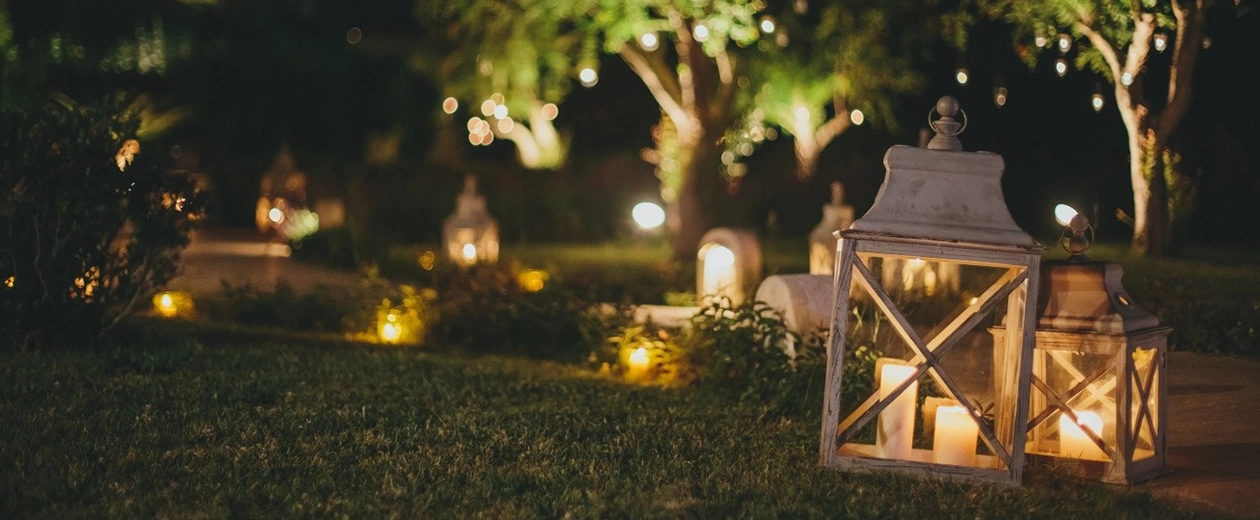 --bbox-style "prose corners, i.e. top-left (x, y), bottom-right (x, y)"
top-left (1159, 0), bottom-right (1205, 140)
top-left (619, 46), bottom-right (689, 128)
